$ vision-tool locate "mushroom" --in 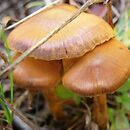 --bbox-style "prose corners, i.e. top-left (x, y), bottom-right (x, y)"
top-left (63, 38), bottom-right (130, 129)
top-left (13, 53), bottom-right (64, 119)
top-left (7, 3), bottom-right (130, 128)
